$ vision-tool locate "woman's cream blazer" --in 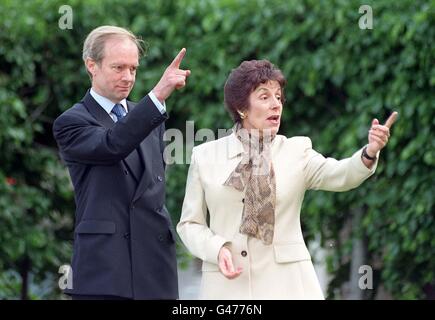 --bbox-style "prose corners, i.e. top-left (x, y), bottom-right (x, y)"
top-left (177, 133), bottom-right (378, 299)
